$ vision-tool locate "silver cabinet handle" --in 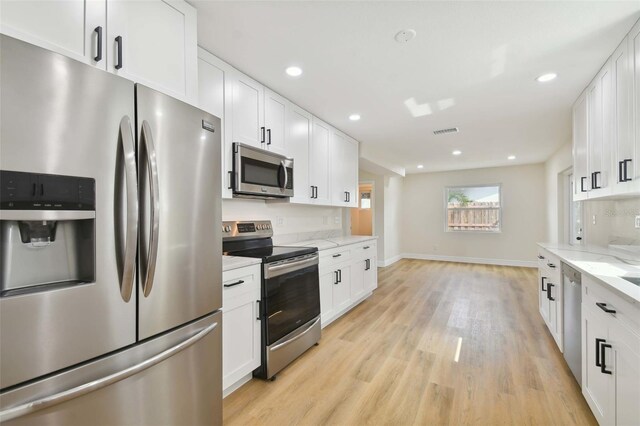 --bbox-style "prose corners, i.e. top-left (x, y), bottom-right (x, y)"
top-left (0, 321), bottom-right (218, 422)
top-left (270, 317), bottom-right (320, 352)
top-left (118, 116), bottom-right (138, 302)
top-left (141, 120), bottom-right (160, 297)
